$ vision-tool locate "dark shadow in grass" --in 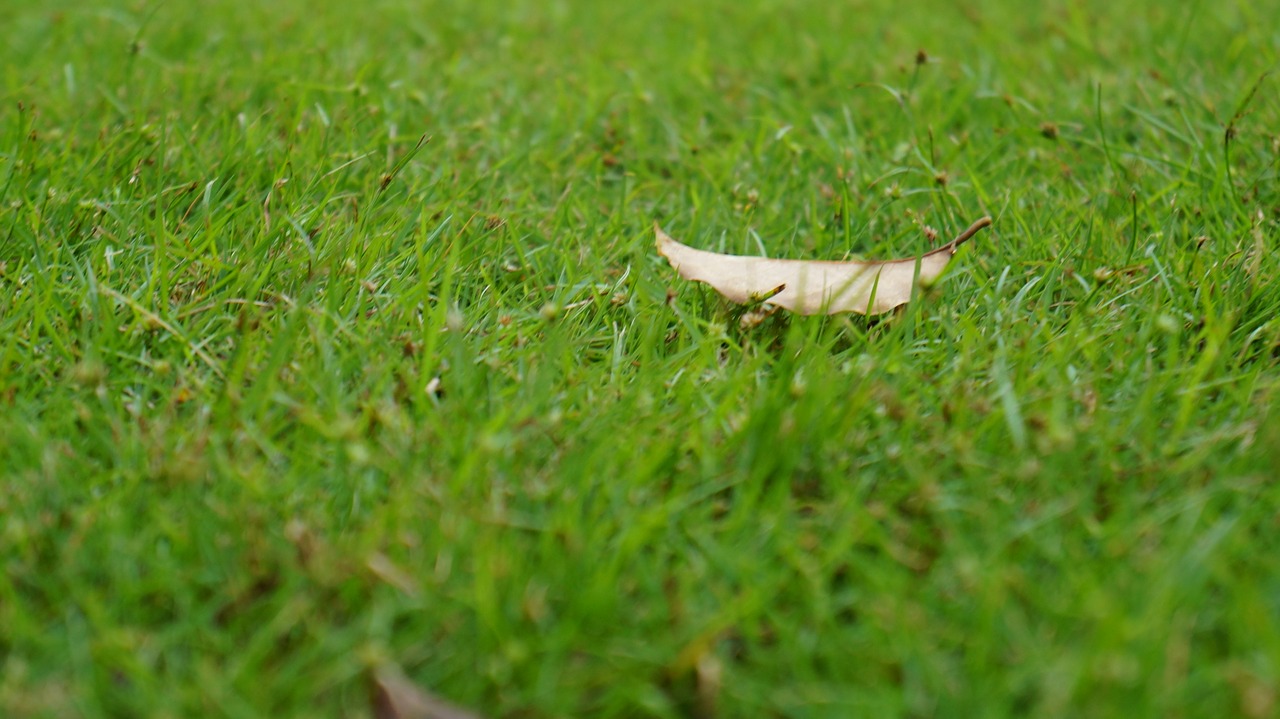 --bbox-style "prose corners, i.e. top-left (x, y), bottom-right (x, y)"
top-left (725, 299), bottom-right (899, 355)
